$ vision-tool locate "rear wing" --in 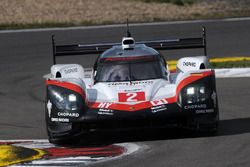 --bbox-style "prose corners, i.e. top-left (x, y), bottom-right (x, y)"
top-left (52, 27), bottom-right (207, 64)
